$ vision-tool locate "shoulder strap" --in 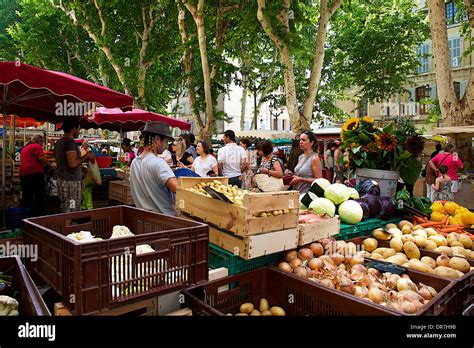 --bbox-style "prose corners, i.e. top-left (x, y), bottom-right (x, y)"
top-left (439, 154), bottom-right (451, 167)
